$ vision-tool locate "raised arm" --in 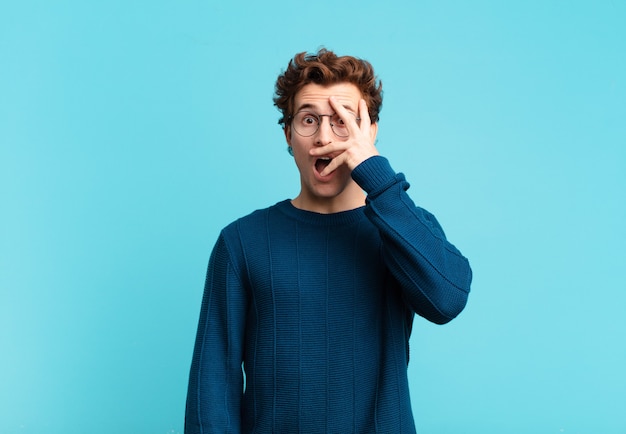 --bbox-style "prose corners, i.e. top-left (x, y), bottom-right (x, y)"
top-left (310, 97), bottom-right (471, 324)
top-left (185, 233), bottom-right (247, 433)
top-left (353, 156), bottom-right (472, 324)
